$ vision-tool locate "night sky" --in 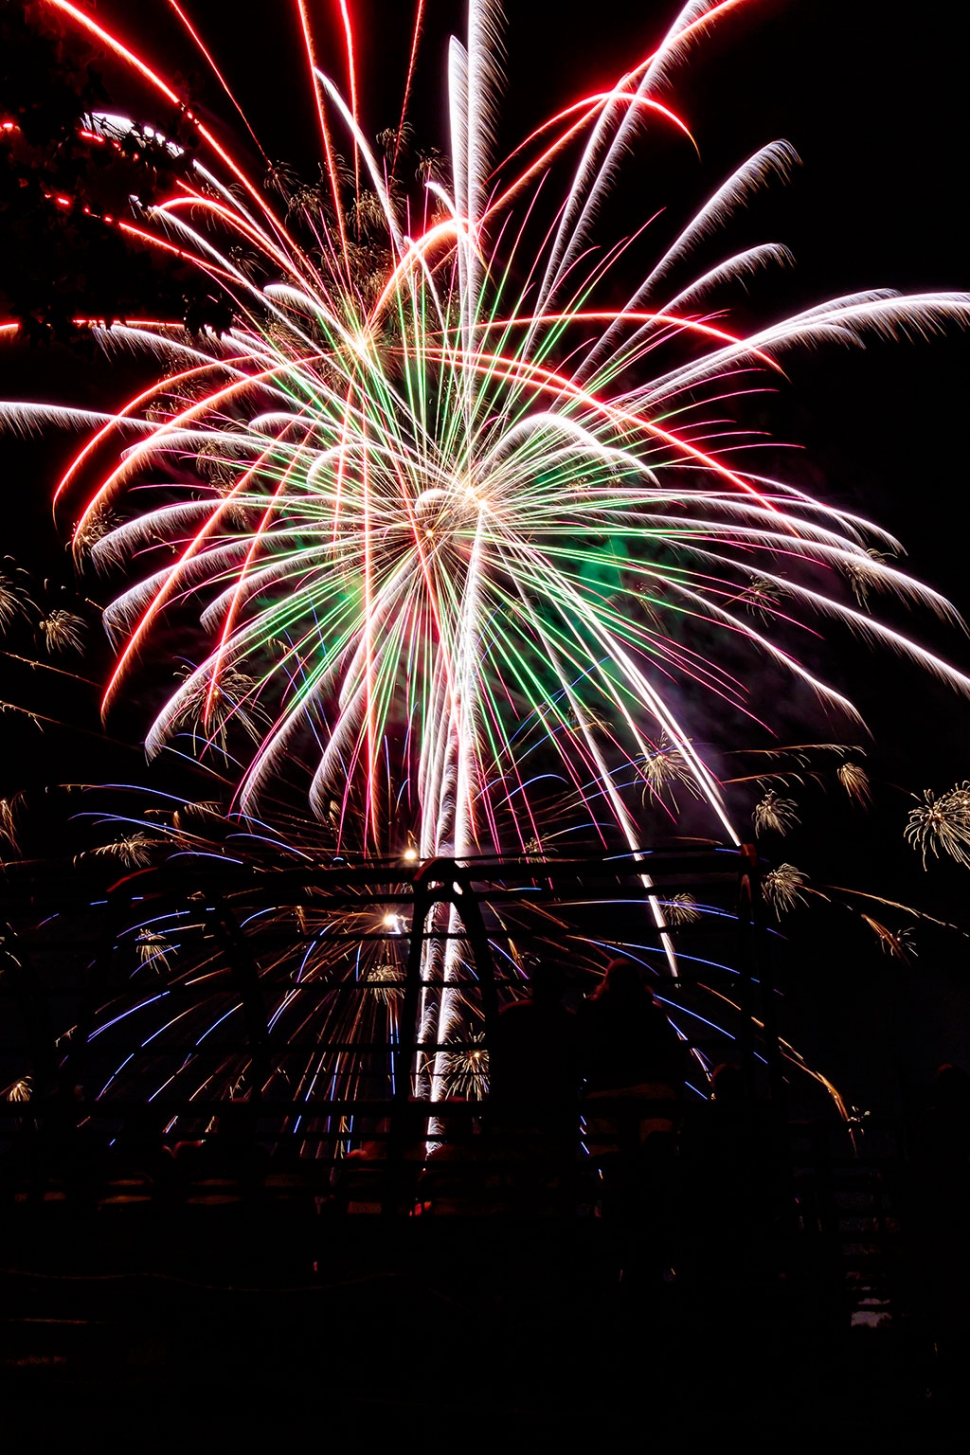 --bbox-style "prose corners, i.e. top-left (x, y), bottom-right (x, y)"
top-left (2, 0), bottom-right (969, 1111)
